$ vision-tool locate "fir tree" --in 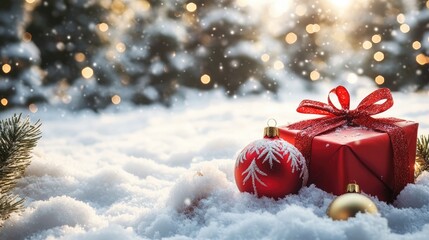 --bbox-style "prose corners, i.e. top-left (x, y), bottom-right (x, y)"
top-left (415, 135), bottom-right (429, 178)
top-left (0, 0), bottom-right (45, 111)
top-left (347, 0), bottom-right (429, 90)
top-left (182, 0), bottom-right (277, 96)
top-left (114, 0), bottom-right (190, 106)
top-left (276, 0), bottom-right (336, 84)
top-left (26, 0), bottom-right (112, 109)
top-left (0, 114), bottom-right (41, 224)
